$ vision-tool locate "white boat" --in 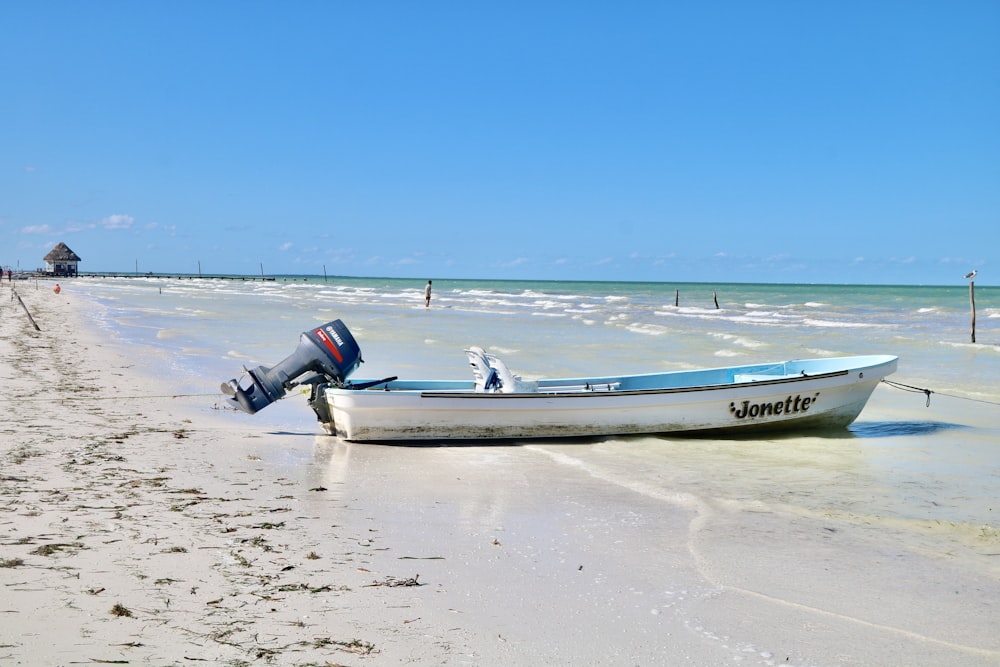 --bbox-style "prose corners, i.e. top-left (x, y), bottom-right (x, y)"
top-left (222, 320), bottom-right (898, 442)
